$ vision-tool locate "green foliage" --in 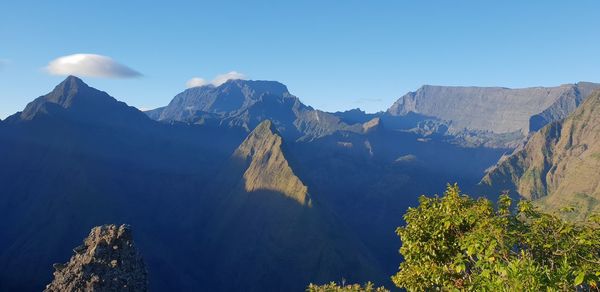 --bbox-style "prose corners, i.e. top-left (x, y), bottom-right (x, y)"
top-left (393, 184), bottom-right (600, 291)
top-left (306, 281), bottom-right (388, 292)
